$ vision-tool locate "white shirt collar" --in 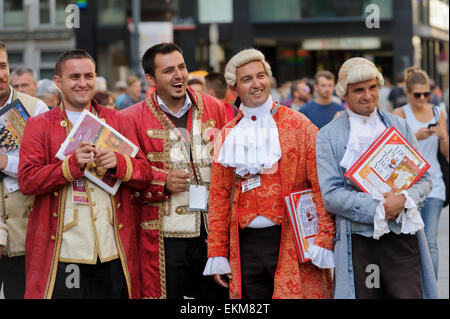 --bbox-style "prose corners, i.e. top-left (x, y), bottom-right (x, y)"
top-left (157, 93), bottom-right (192, 118)
top-left (1, 86), bottom-right (13, 108)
